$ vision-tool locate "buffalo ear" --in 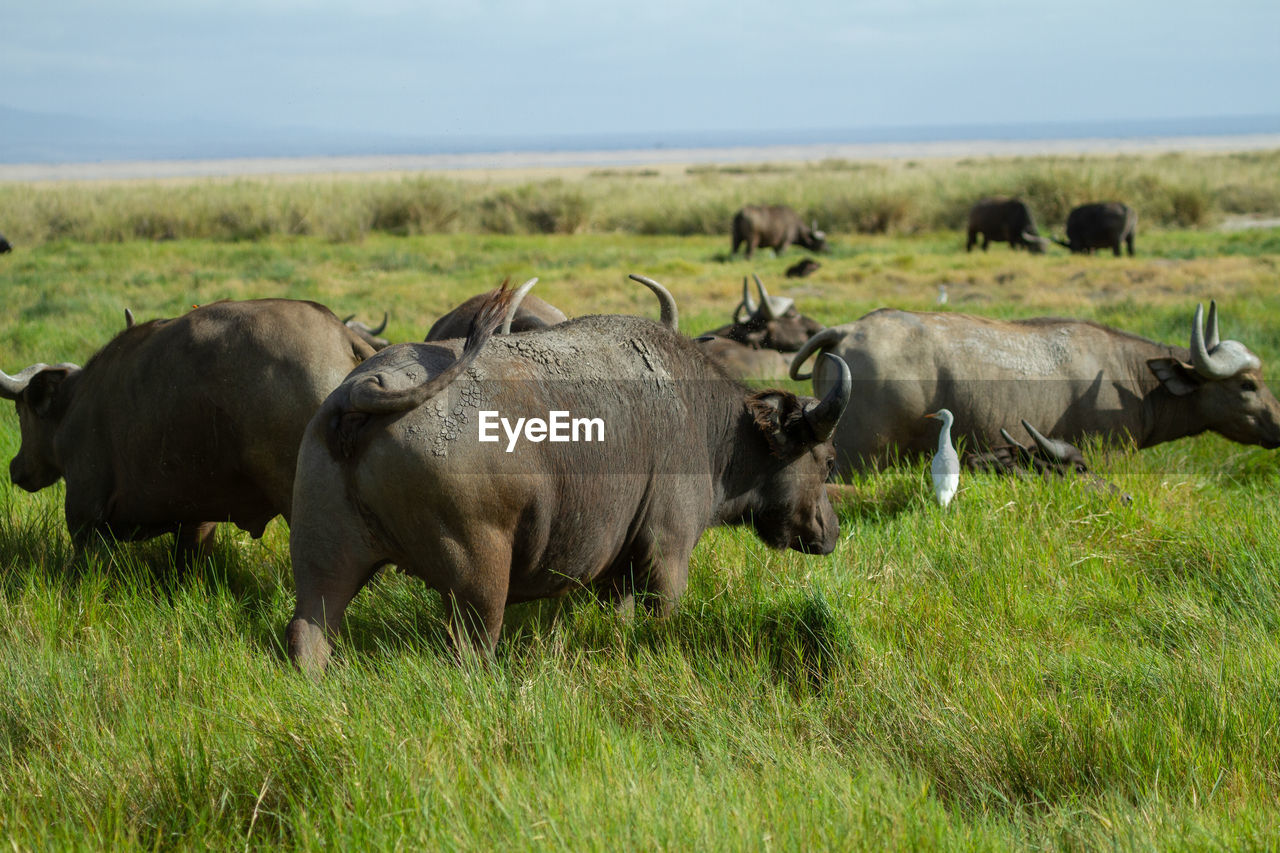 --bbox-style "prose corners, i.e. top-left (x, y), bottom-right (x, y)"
top-left (1147, 357), bottom-right (1202, 397)
top-left (24, 368), bottom-right (72, 416)
top-left (745, 390), bottom-right (812, 455)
